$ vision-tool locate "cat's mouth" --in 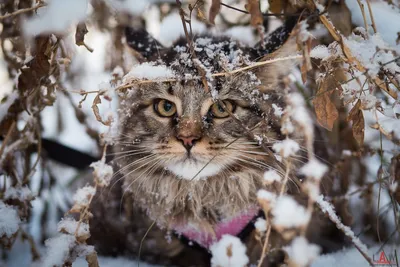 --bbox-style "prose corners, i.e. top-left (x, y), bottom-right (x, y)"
top-left (165, 151), bottom-right (225, 180)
